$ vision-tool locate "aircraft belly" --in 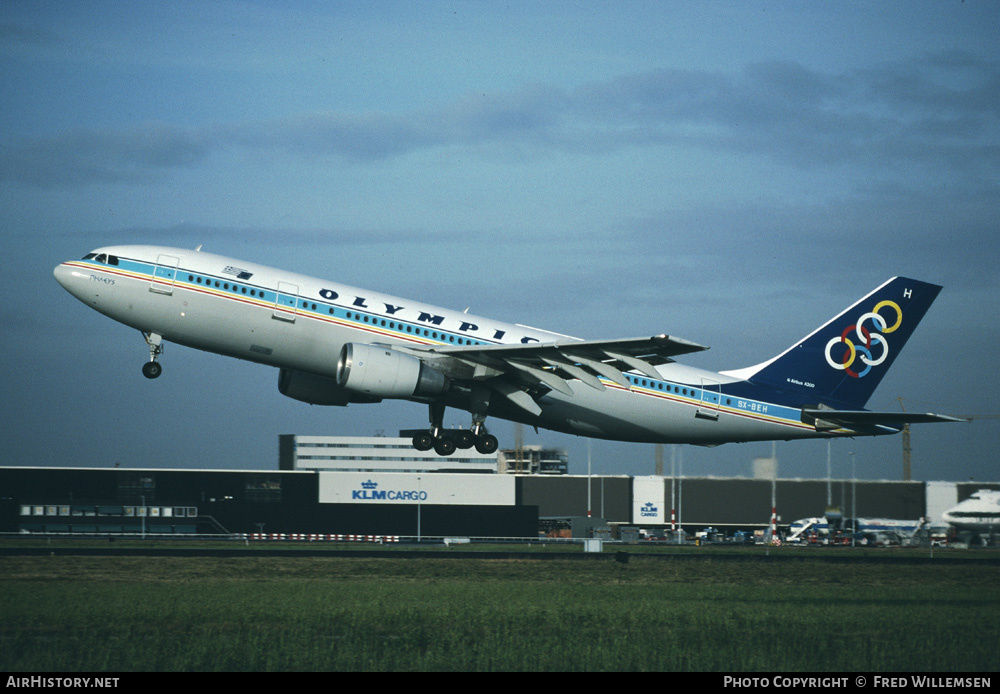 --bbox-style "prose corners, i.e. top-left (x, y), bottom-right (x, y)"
top-left (529, 382), bottom-right (818, 445)
top-left (92, 273), bottom-right (349, 376)
top-left (169, 292), bottom-right (355, 376)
